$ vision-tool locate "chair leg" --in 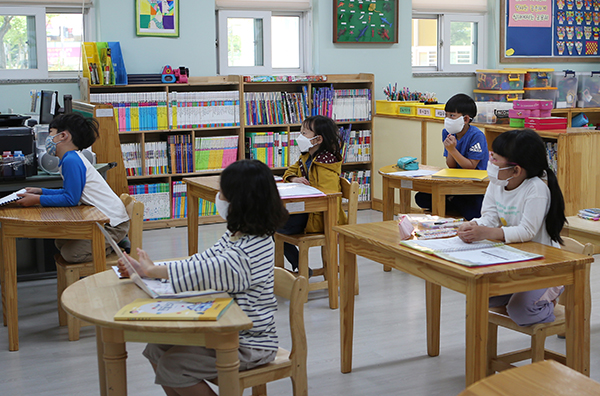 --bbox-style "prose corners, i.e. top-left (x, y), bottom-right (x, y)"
top-left (298, 242), bottom-right (310, 304)
top-left (320, 246), bottom-right (328, 281)
top-left (487, 322), bottom-right (499, 375)
top-left (274, 235), bottom-right (285, 269)
top-left (64, 266), bottom-right (82, 341)
top-left (56, 264), bottom-right (68, 327)
top-left (531, 329), bottom-right (547, 363)
top-left (251, 384), bottom-right (267, 396)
